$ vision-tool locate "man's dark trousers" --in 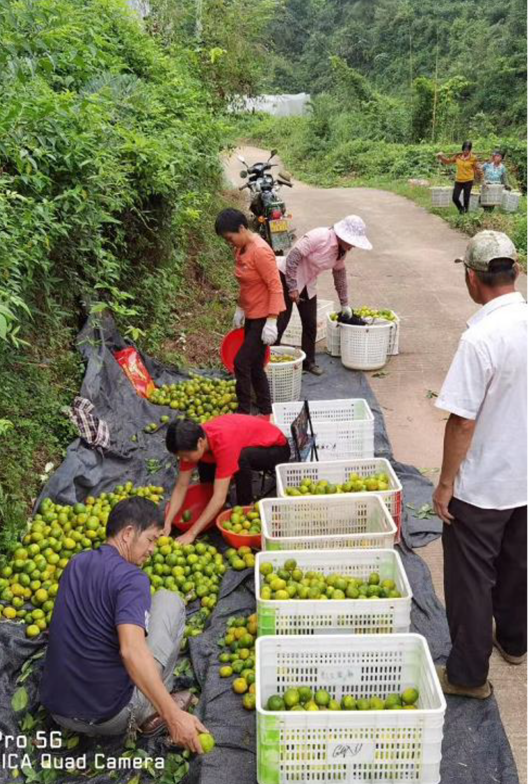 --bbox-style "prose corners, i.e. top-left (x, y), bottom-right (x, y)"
top-left (198, 443), bottom-right (290, 505)
top-left (443, 498), bottom-right (527, 686)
